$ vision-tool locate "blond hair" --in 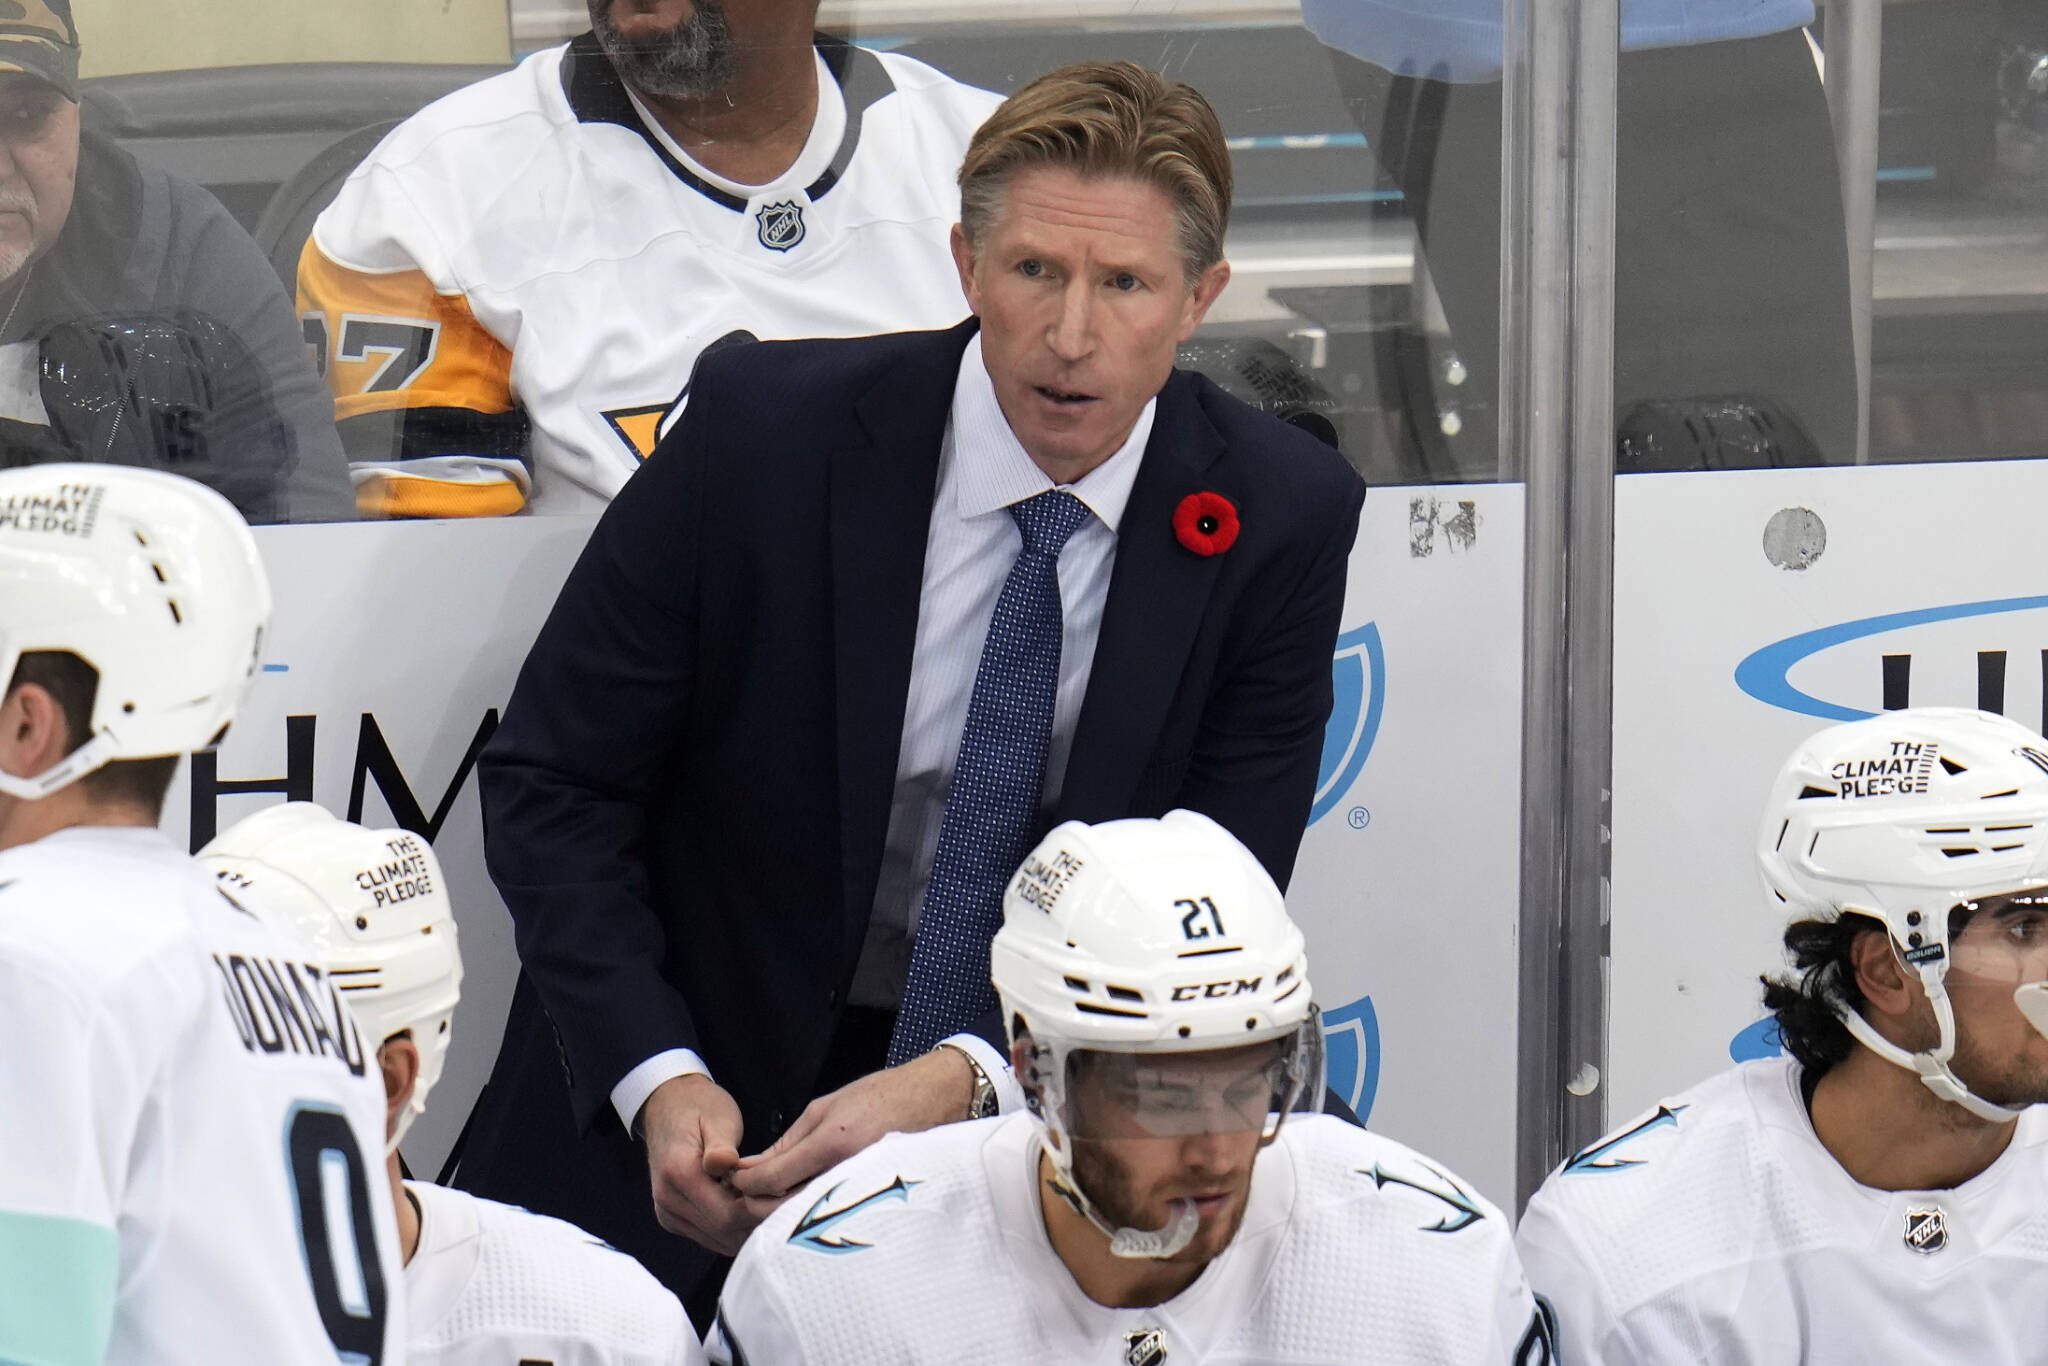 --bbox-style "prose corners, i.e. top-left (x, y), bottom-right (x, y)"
top-left (958, 61), bottom-right (1233, 280)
